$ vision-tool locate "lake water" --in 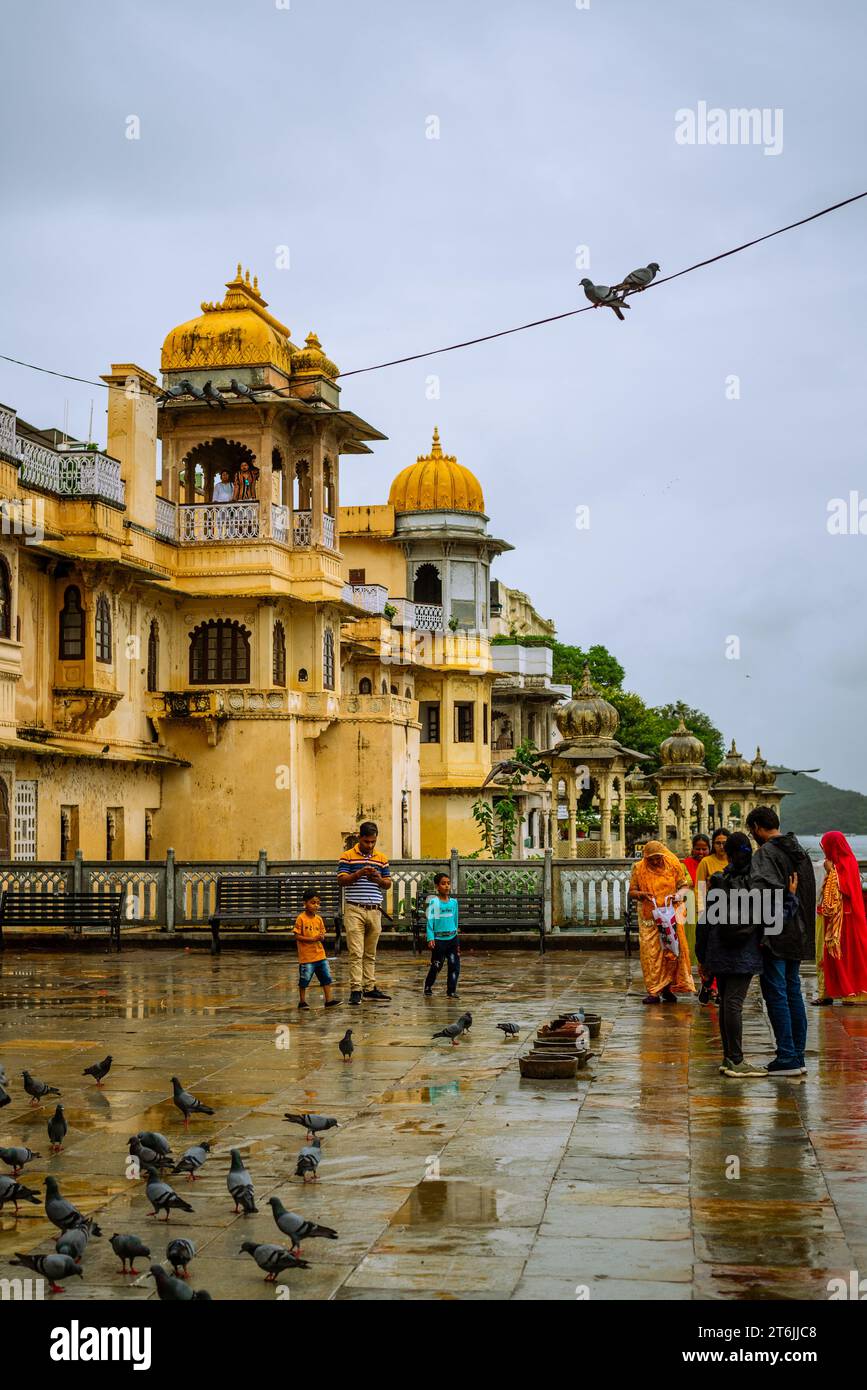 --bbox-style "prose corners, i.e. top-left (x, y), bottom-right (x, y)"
top-left (797, 835), bottom-right (867, 864)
